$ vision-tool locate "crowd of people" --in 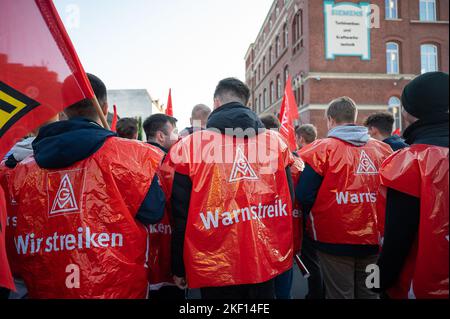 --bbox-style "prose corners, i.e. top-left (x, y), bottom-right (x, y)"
top-left (0, 71), bottom-right (448, 300)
